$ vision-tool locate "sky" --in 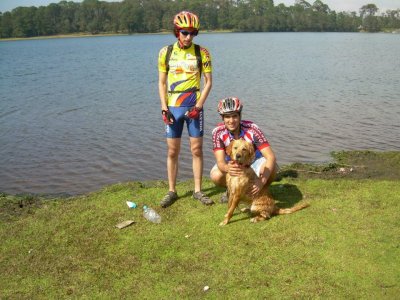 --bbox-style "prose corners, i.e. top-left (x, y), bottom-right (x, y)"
top-left (0, 0), bottom-right (399, 14)
top-left (276, 0), bottom-right (399, 12)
